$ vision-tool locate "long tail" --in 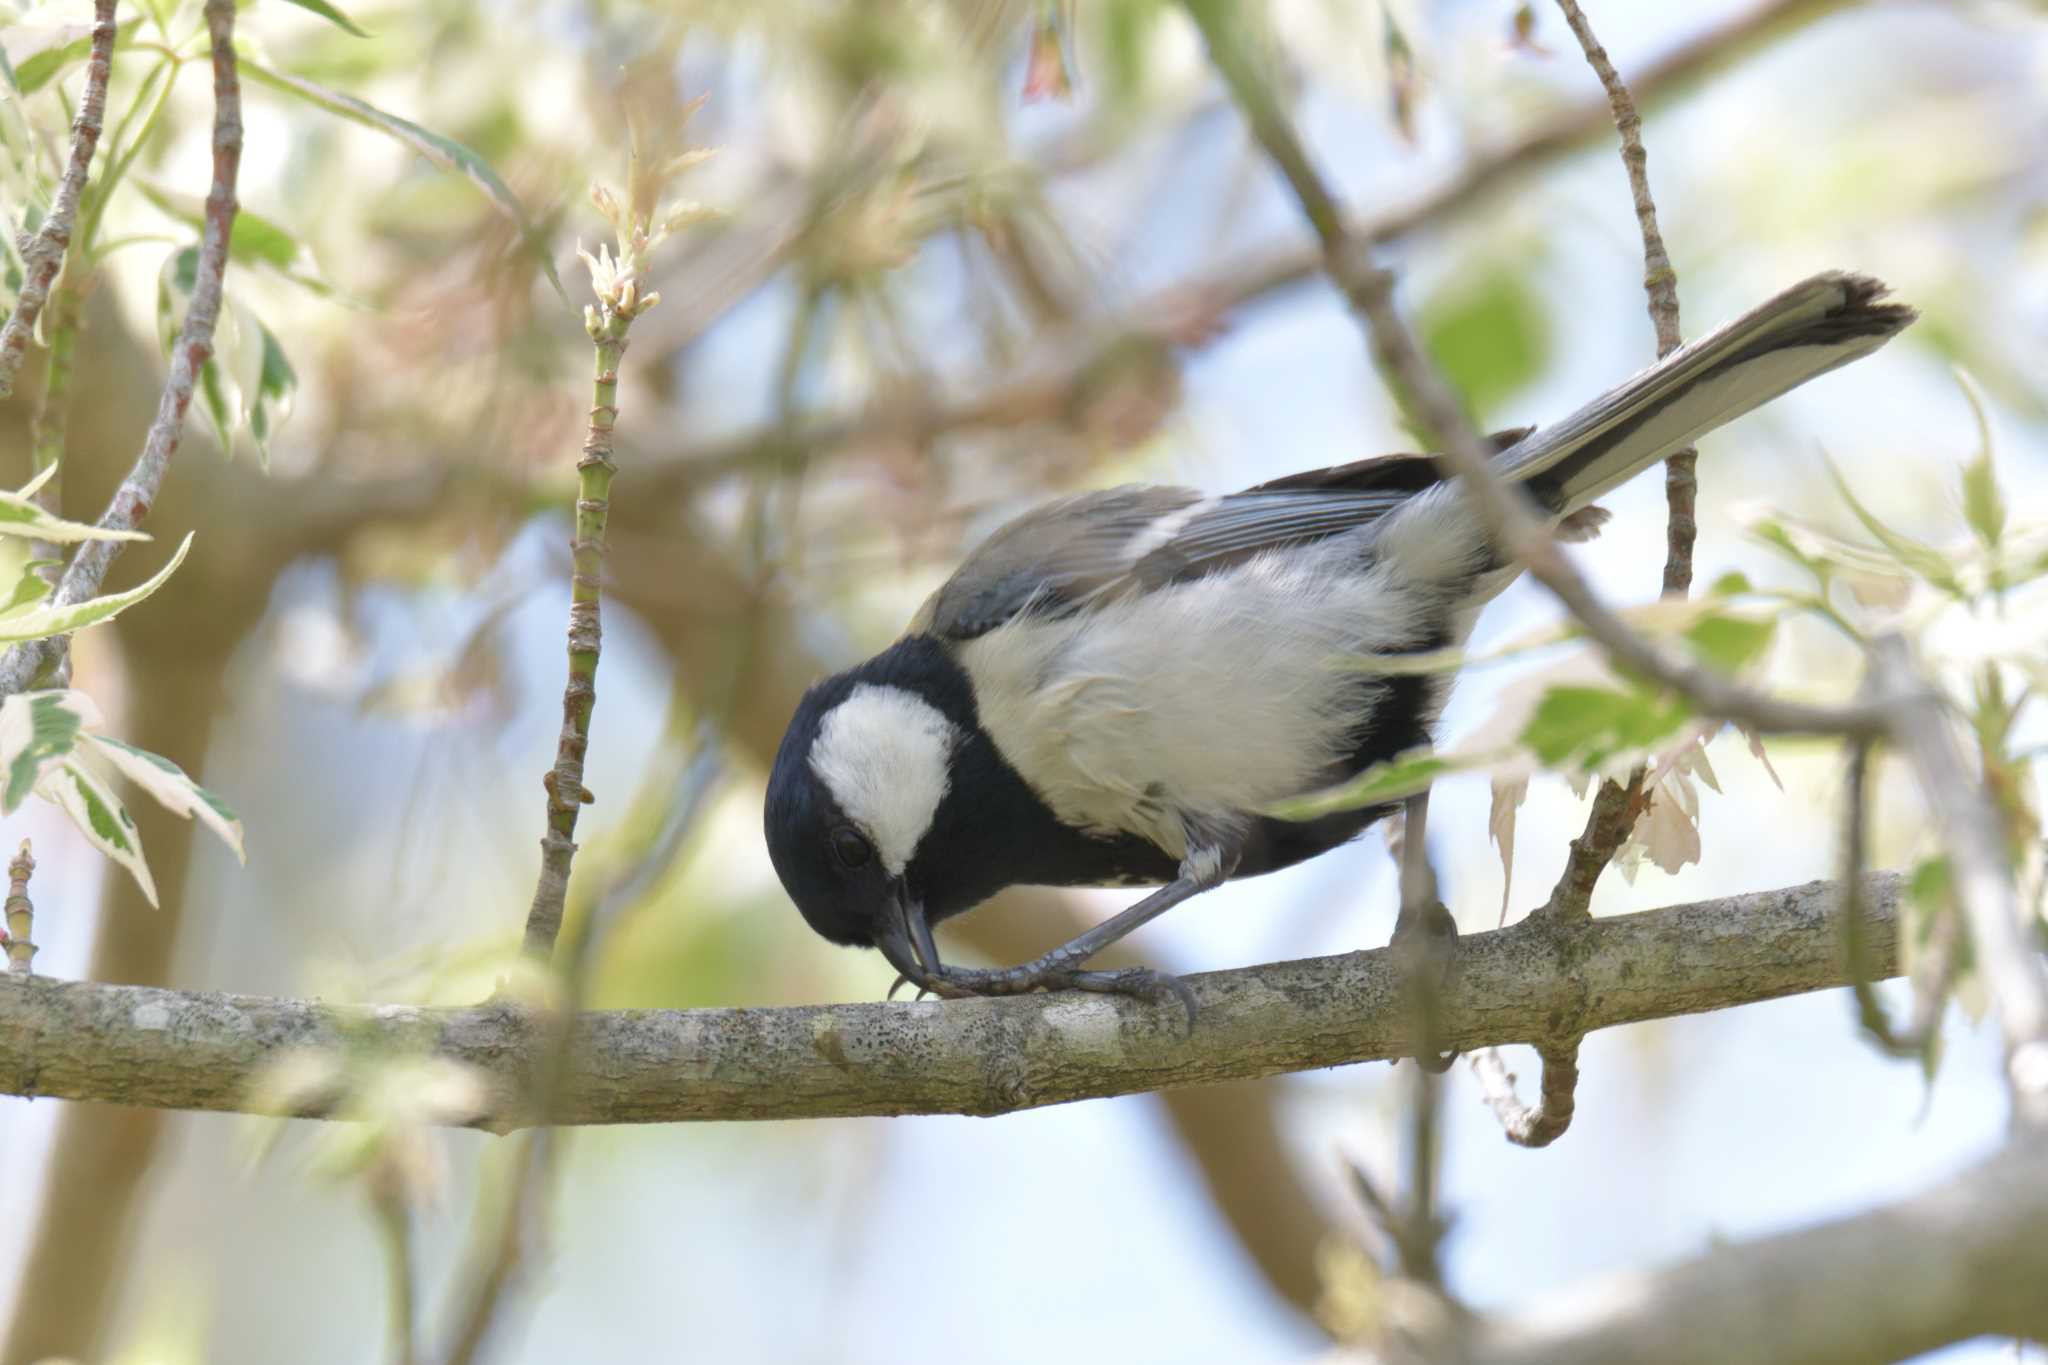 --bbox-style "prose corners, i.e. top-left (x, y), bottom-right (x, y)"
top-left (1499, 272), bottom-right (1916, 515)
